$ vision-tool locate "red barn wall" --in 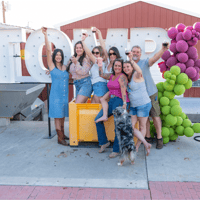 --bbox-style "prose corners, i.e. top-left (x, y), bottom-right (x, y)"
top-left (60, 1), bottom-right (200, 97)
